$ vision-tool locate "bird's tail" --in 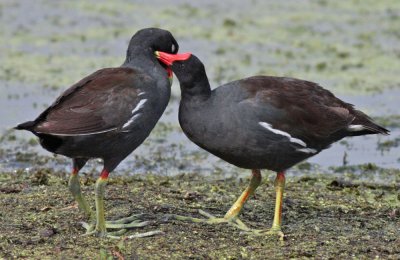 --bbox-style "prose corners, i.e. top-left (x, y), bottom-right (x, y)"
top-left (14, 121), bottom-right (36, 131)
top-left (347, 111), bottom-right (390, 136)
